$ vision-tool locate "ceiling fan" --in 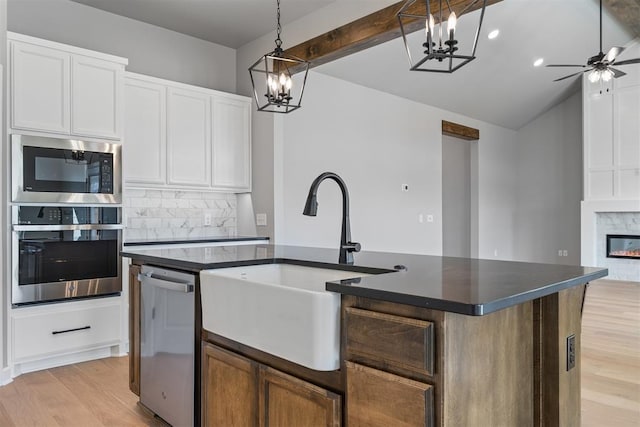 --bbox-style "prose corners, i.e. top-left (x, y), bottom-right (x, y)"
top-left (546, 0), bottom-right (640, 82)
